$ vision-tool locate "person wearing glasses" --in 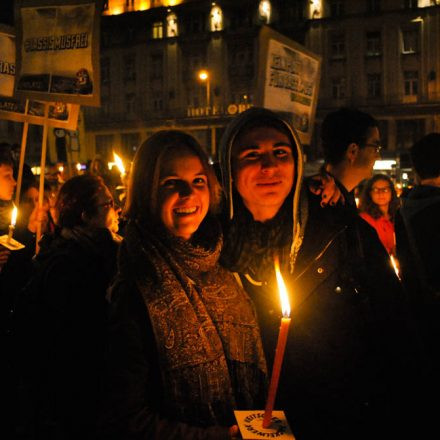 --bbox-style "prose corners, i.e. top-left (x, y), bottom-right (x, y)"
top-left (321, 107), bottom-right (383, 208)
top-left (17, 174), bottom-right (121, 440)
top-left (359, 174), bottom-right (400, 255)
